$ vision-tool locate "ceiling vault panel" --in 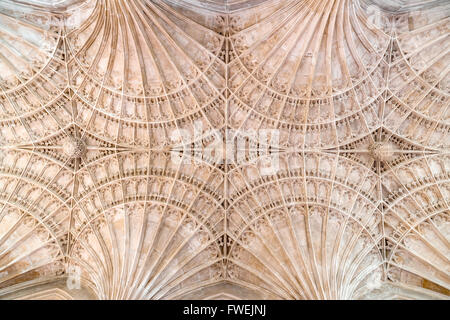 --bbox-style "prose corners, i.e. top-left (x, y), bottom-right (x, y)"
top-left (0, 0), bottom-right (448, 300)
